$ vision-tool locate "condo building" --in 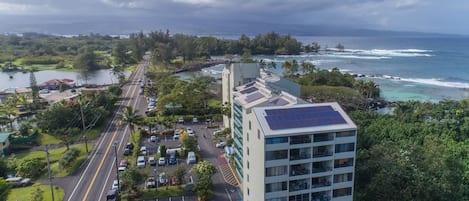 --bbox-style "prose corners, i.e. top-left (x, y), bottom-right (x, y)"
top-left (222, 63), bottom-right (357, 201)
